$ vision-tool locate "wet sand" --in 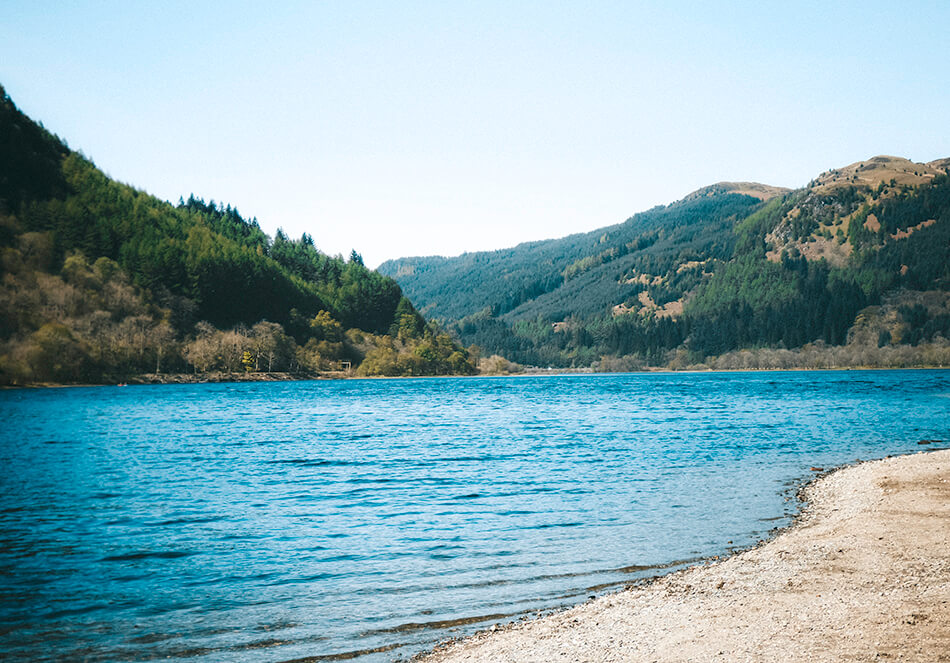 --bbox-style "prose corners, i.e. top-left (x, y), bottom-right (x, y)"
top-left (421, 449), bottom-right (950, 662)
